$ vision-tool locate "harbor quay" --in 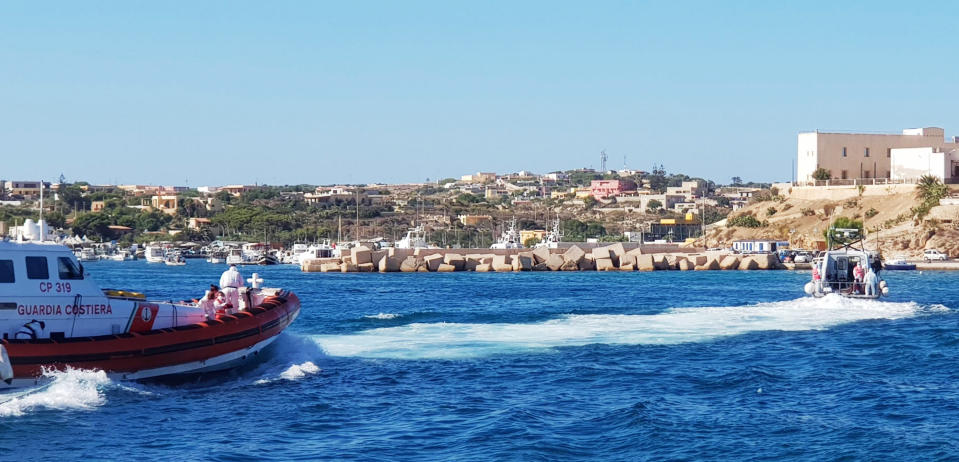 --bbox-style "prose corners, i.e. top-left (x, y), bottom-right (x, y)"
top-left (301, 242), bottom-right (785, 273)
